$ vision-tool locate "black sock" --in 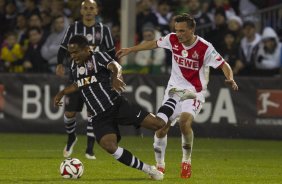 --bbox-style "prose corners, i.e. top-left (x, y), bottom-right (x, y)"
top-left (86, 121), bottom-right (95, 154)
top-left (112, 147), bottom-right (144, 170)
top-left (157, 98), bottom-right (177, 122)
